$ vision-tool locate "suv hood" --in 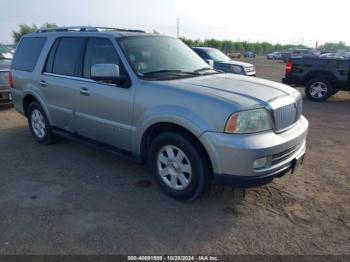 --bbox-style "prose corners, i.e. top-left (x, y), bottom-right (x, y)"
top-left (162, 73), bottom-right (299, 109)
